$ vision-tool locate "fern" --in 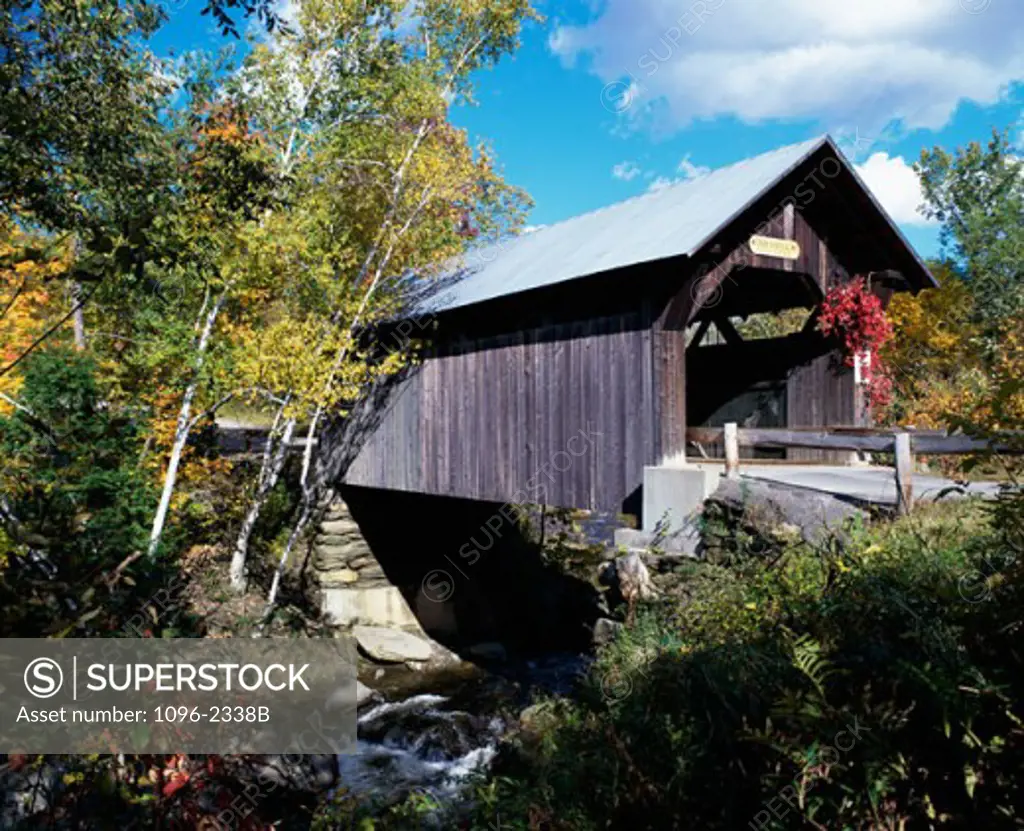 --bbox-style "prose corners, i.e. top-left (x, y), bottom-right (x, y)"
top-left (786, 630), bottom-right (834, 702)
